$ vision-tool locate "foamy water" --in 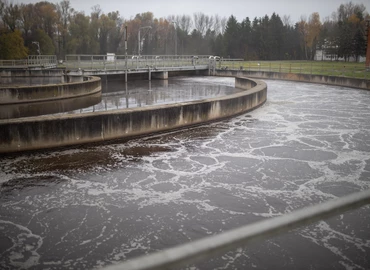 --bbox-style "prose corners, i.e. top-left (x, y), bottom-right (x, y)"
top-left (0, 77), bottom-right (369, 269)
